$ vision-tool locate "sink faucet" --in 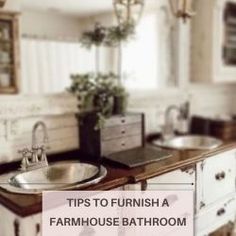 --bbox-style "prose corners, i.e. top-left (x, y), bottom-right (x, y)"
top-left (32, 121), bottom-right (49, 149)
top-left (19, 121), bottom-right (49, 171)
top-left (162, 102), bottom-right (190, 140)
